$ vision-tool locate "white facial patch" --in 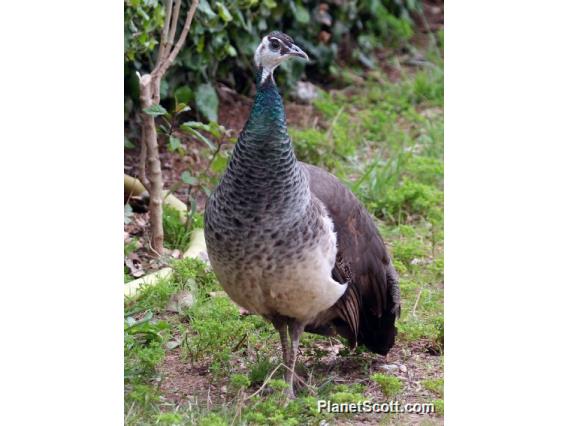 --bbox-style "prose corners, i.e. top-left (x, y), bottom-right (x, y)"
top-left (254, 36), bottom-right (287, 83)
